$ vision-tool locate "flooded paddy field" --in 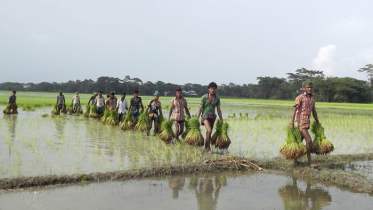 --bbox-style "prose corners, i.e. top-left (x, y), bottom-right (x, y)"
top-left (1, 105), bottom-right (372, 179)
top-left (0, 171), bottom-right (372, 210)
